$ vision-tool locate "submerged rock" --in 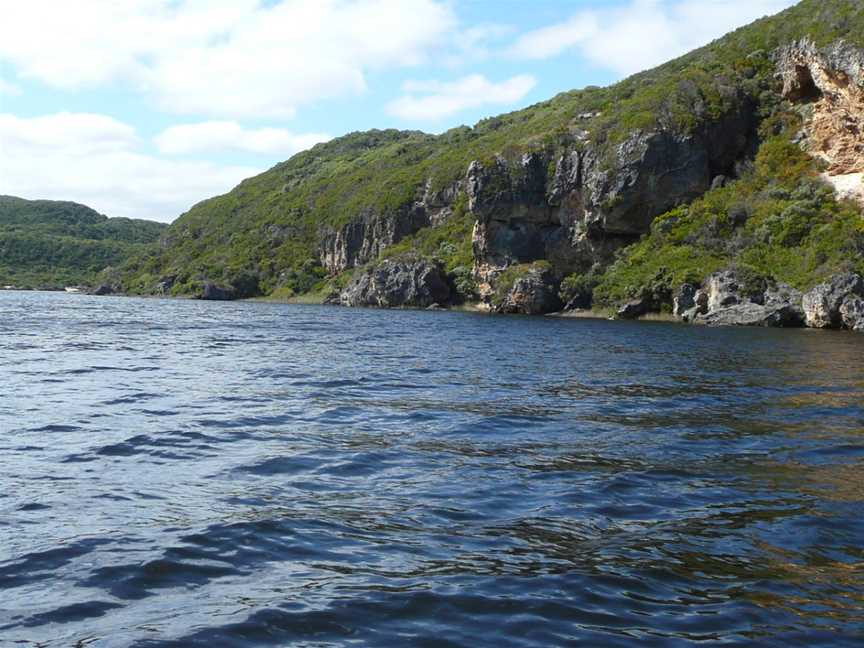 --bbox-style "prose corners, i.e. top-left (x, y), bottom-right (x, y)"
top-left (339, 258), bottom-right (450, 308)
